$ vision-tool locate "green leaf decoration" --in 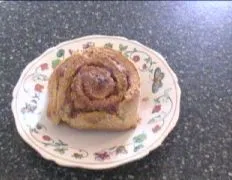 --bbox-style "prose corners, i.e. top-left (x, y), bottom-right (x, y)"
top-left (73, 153), bottom-right (84, 159)
top-left (52, 59), bottom-right (61, 69)
top-left (36, 124), bottom-right (42, 130)
top-left (147, 116), bottom-right (161, 124)
top-left (164, 88), bottom-right (171, 97)
top-left (123, 52), bottom-right (129, 58)
top-left (104, 43), bottom-right (113, 48)
top-left (109, 146), bottom-right (117, 151)
top-left (133, 132), bottom-right (147, 144)
top-left (56, 49), bottom-right (65, 57)
top-left (134, 144), bottom-right (144, 152)
top-left (119, 44), bottom-right (128, 52)
top-left (144, 57), bottom-right (151, 63)
top-left (148, 117), bottom-right (156, 124)
top-left (32, 129), bottom-right (38, 134)
top-left (58, 139), bottom-right (67, 146)
top-left (154, 98), bottom-right (160, 104)
top-left (54, 148), bottom-right (66, 154)
top-left (116, 145), bottom-right (128, 154)
top-left (54, 142), bottom-right (60, 146)
top-left (149, 68), bottom-right (153, 74)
